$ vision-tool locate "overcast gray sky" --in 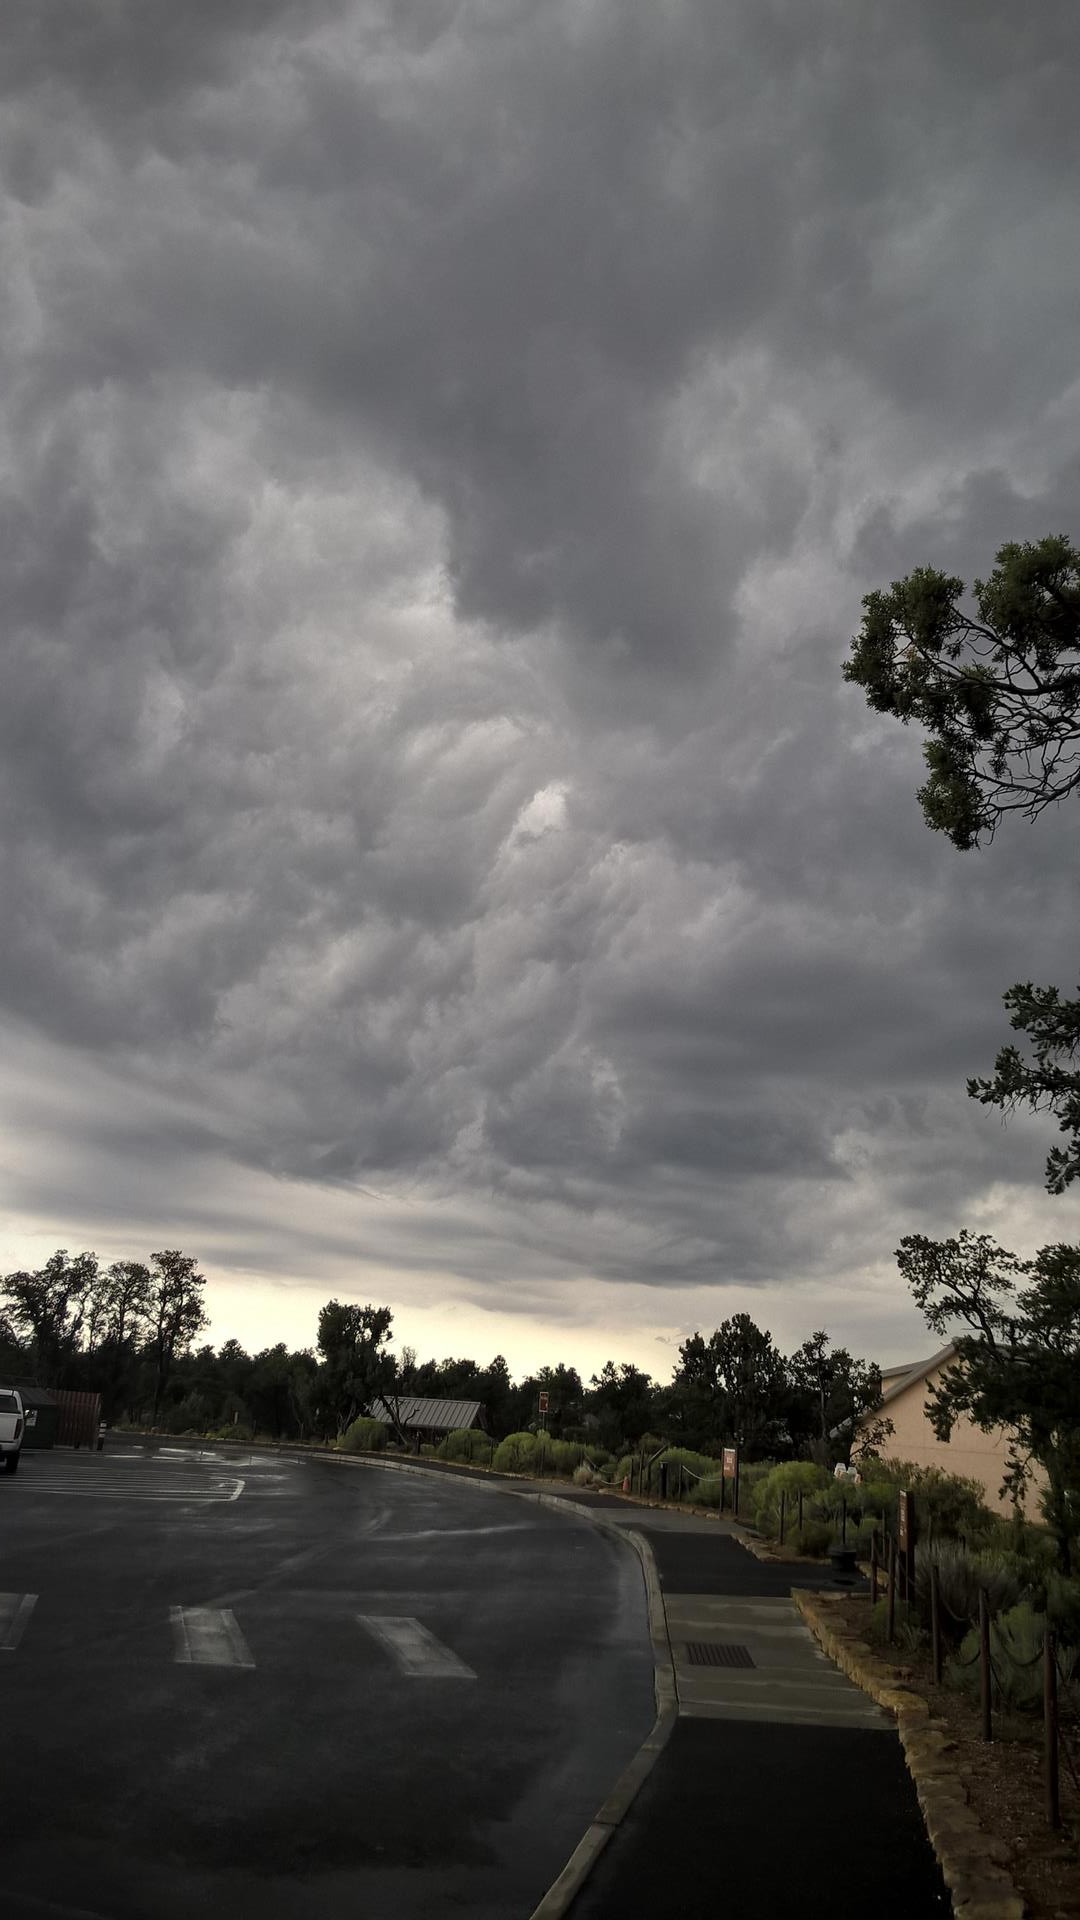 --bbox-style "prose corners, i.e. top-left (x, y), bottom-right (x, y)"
top-left (1, 0), bottom-right (1078, 1379)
